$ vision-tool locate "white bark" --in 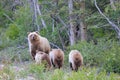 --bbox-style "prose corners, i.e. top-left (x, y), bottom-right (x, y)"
top-left (80, 0), bottom-right (87, 41)
top-left (32, 0), bottom-right (39, 31)
top-left (68, 0), bottom-right (76, 45)
top-left (52, 19), bottom-right (55, 32)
